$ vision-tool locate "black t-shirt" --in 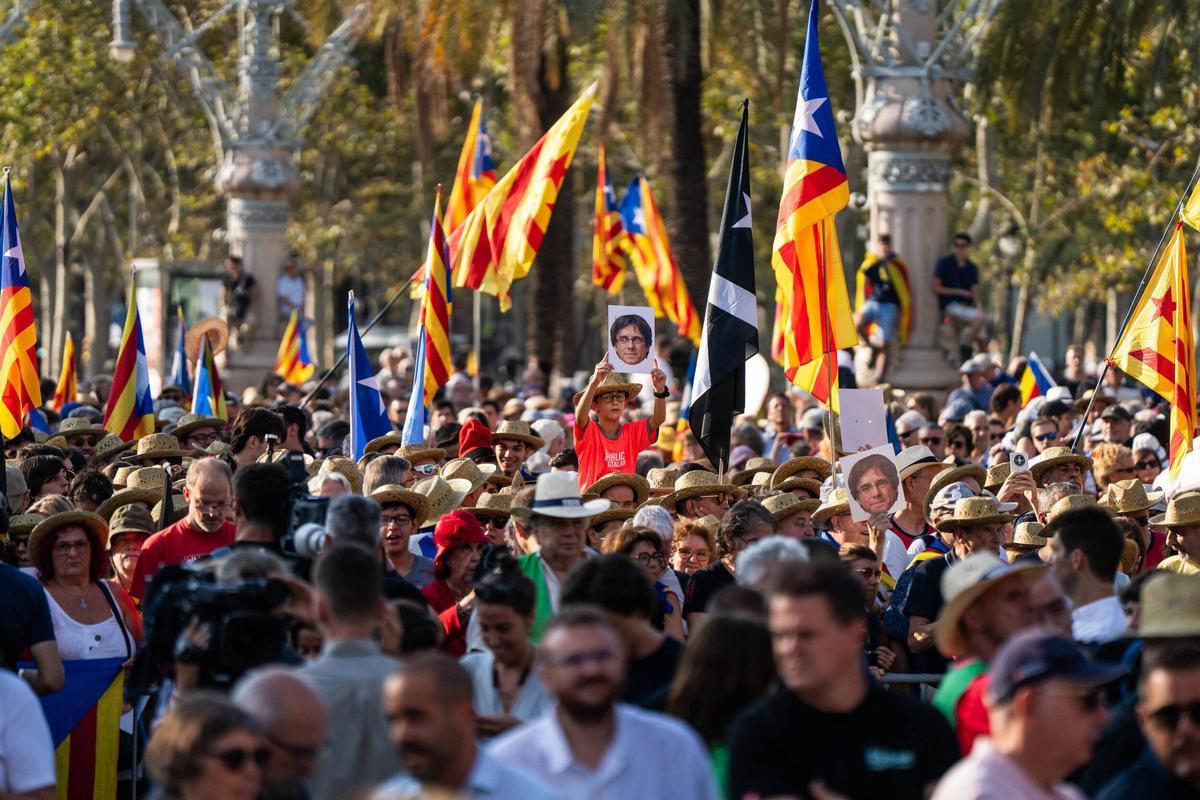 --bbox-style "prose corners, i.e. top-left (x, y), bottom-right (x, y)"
top-left (728, 684), bottom-right (958, 800)
top-left (863, 259), bottom-right (901, 305)
top-left (381, 572), bottom-right (427, 606)
top-left (625, 634), bottom-right (684, 712)
top-left (934, 254), bottom-right (979, 309)
top-left (683, 562), bottom-right (735, 617)
top-left (223, 272), bottom-right (257, 320)
top-left (901, 554), bottom-right (955, 674)
top-left (0, 563), bottom-right (55, 671)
